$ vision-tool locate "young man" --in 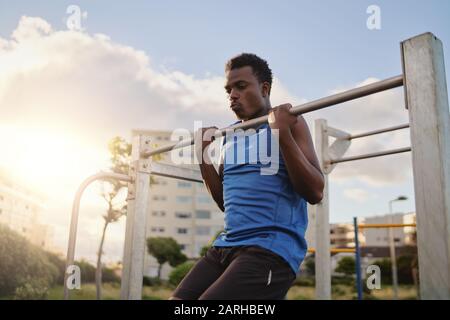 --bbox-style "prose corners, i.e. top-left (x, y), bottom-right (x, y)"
top-left (170, 53), bottom-right (324, 300)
